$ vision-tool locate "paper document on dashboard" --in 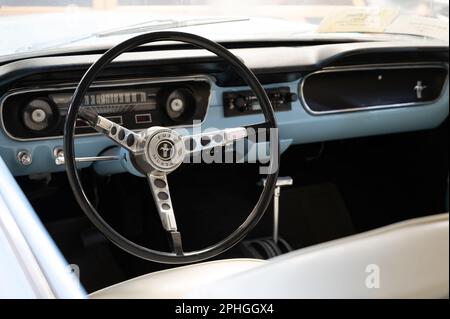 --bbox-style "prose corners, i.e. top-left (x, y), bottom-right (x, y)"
top-left (318, 7), bottom-right (399, 33)
top-left (318, 7), bottom-right (448, 42)
top-left (386, 15), bottom-right (449, 42)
